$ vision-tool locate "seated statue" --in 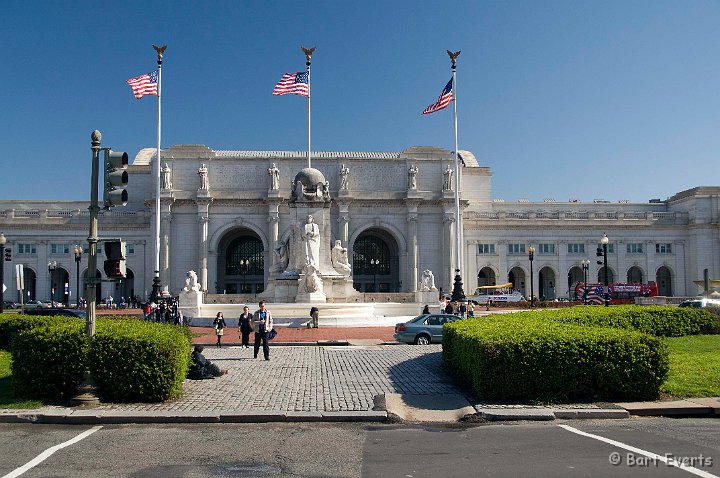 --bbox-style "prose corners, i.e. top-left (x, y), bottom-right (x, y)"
top-left (299, 262), bottom-right (323, 294)
top-left (270, 239), bottom-right (289, 273)
top-left (331, 240), bottom-right (351, 275)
